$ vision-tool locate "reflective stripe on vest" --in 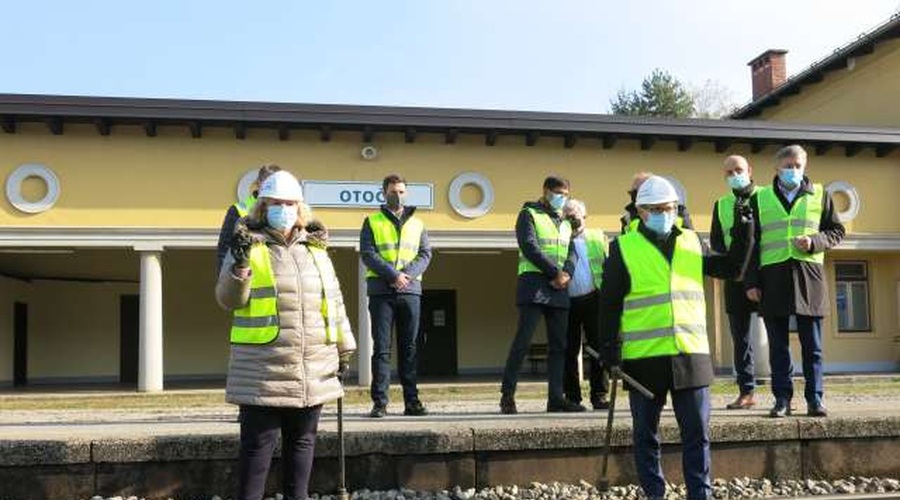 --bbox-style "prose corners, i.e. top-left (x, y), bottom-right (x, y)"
top-left (625, 214), bottom-right (685, 233)
top-left (583, 228), bottom-right (607, 289)
top-left (233, 194), bottom-right (257, 217)
top-left (517, 207), bottom-right (572, 275)
top-left (365, 212), bottom-right (425, 280)
top-left (757, 184), bottom-right (824, 266)
top-left (717, 185), bottom-right (759, 250)
top-left (231, 244), bottom-right (344, 345)
top-left (618, 229), bottom-right (709, 360)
